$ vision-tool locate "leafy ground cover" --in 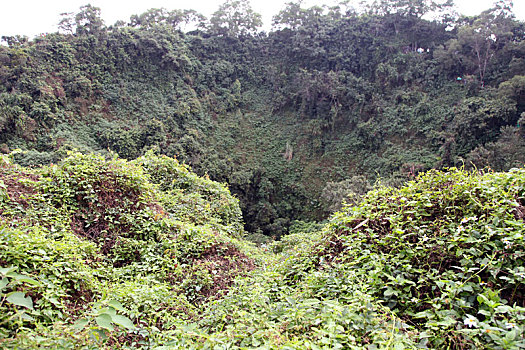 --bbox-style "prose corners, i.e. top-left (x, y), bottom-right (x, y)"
top-left (1, 152), bottom-right (524, 348)
top-left (0, 151), bottom-right (255, 348)
top-left (177, 167), bottom-right (525, 349)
